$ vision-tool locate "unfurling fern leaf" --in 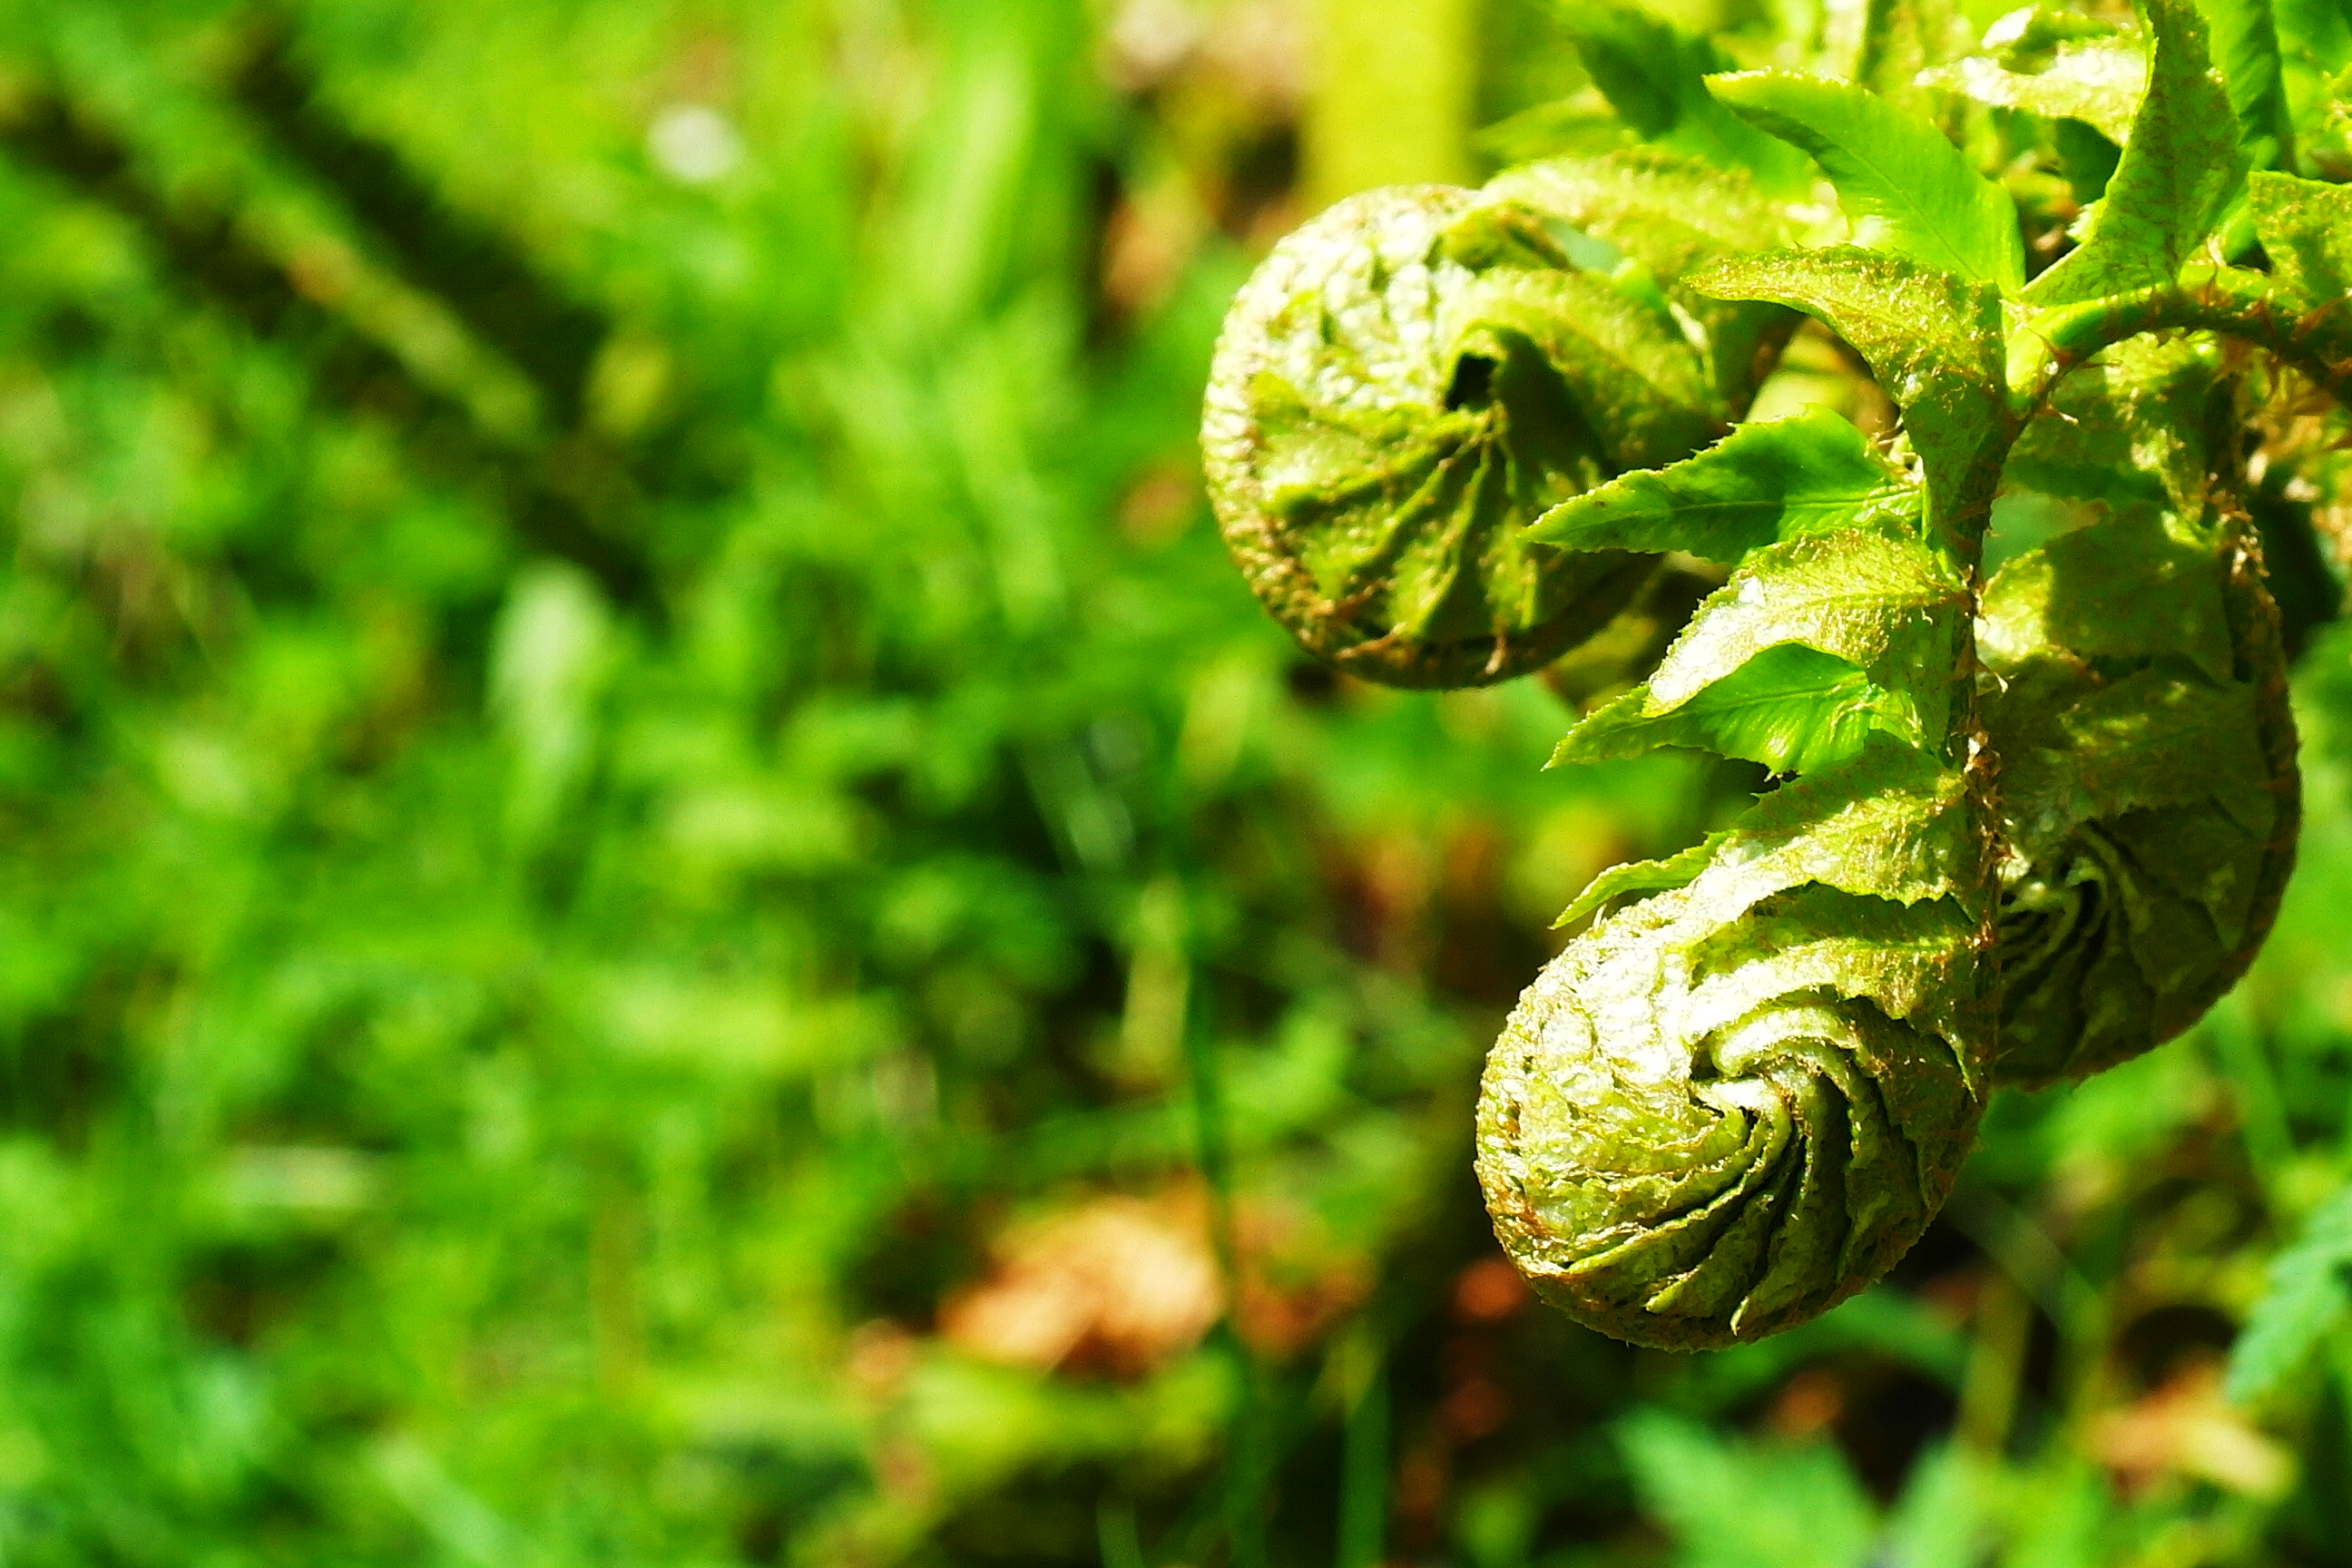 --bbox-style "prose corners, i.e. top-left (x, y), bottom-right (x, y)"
top-left (1200, 163), bottom-right (1791, 687)
top-left (1471, 0), bottom-right (2320, 1343)
top-left (1477, 742), bottom-right (1994, 1346)
top-left (1206, 0), bottom-right (2330, 1349)
top-left (1477, 415), bottom-right (1996, 1348)
top-left (1982, 504), bottom-right (2300, 1084)
top-left (1981, 345), bottom-right (2301, 1085)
